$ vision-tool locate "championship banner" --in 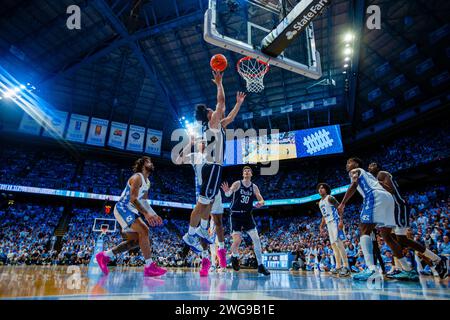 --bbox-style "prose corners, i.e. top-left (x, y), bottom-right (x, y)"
top-left (126, 125), bottom-right (145, 152)
top-left (18, 112), bottom-right (41, 135)
top-left (66, 113), bottom-right (89, 143)
top-left (145, 129), bottom-right (162, 156)
top-left (41, 110), bottom-right (68, 138)
top-left (108, 121), bottom-right (128, 149)
top-left (86, 117), bottom-right (109, 146)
